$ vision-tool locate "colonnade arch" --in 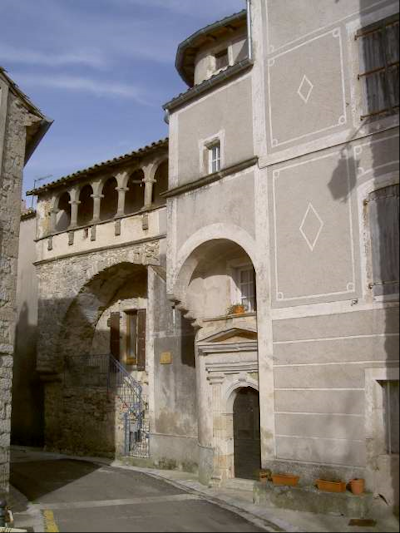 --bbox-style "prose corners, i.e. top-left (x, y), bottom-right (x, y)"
top-left (49, 158), bottom-right (169, 234)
